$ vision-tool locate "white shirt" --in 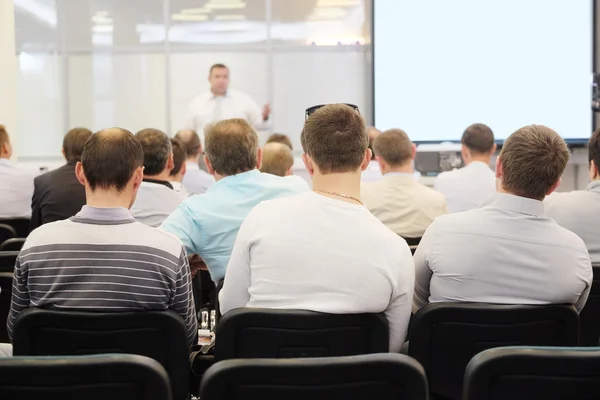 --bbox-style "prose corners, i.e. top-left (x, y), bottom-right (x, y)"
top-left (184, 89), bottom-right (269, 142)
top-left (413, 193), bottom-right (593, 313)
top-left (0, 158), bottom-right (35, 218)
top-left (182, 161), bottom-right (215, 195)
top-left (169, 181), bottom-right (189, 198)
top-left (434, 161), bottom-right (496, 213)
top-left (361, 160), bottom-right (383, 182)
top-left (545, 180), bottom-right (600, 264)
top-left (362, 173), bottom-right (448, 238)
top-left (131, 180), bottom-right (185, 227)
top-left (220, 191), bottom-right (415, 352)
